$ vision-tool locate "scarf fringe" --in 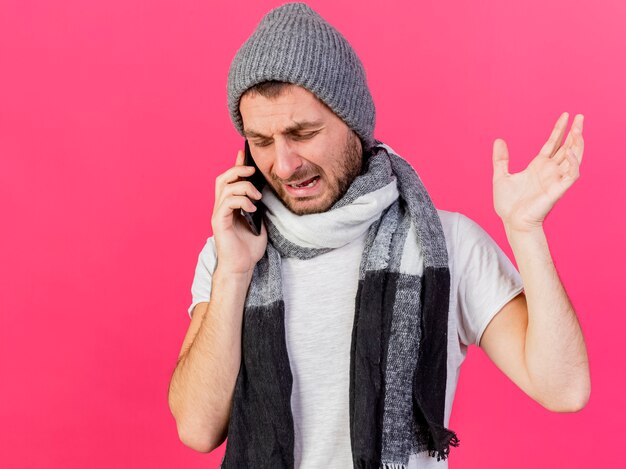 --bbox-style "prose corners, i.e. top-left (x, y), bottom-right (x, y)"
top-left (379, 431), bottom-right (460, 469)
top-left (428, 430), bottom-right (460, 462)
